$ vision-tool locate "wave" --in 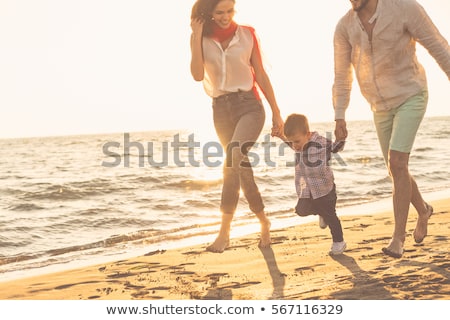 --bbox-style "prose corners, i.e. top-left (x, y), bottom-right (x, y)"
top-left (184, 199), bottom-right (217, 208)
top-left (414, 147), bottom-right (434, 152)
top-left (7, 203), bottom-right (45, 211)
top-left (164, 179), bottom-right (223, 191)
top-left (343, 156), bottom-right (385, 166)
top-left (0, 221), bottom-right (219, 271)
top-left (0, 207), bottom-right (296, 271)
top-left (132, 176), bottom-right (162, 184)
top-left (18, 179), bottom-right (133, 202)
